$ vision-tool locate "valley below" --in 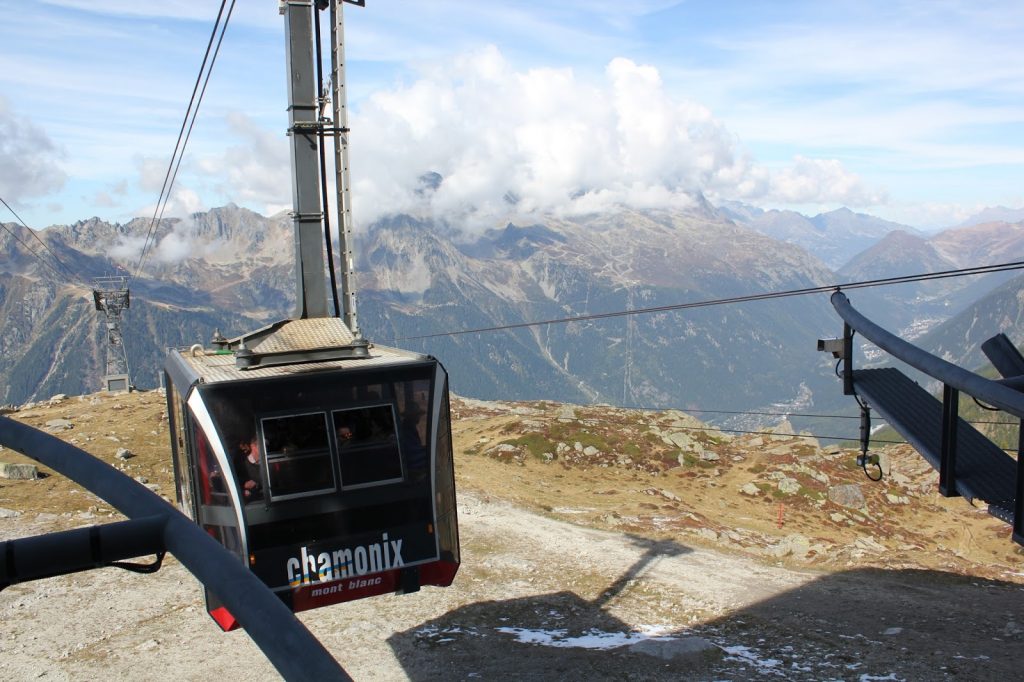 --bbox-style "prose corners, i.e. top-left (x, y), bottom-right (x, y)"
top-left (1, 390), bottom-right (1023, 680)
